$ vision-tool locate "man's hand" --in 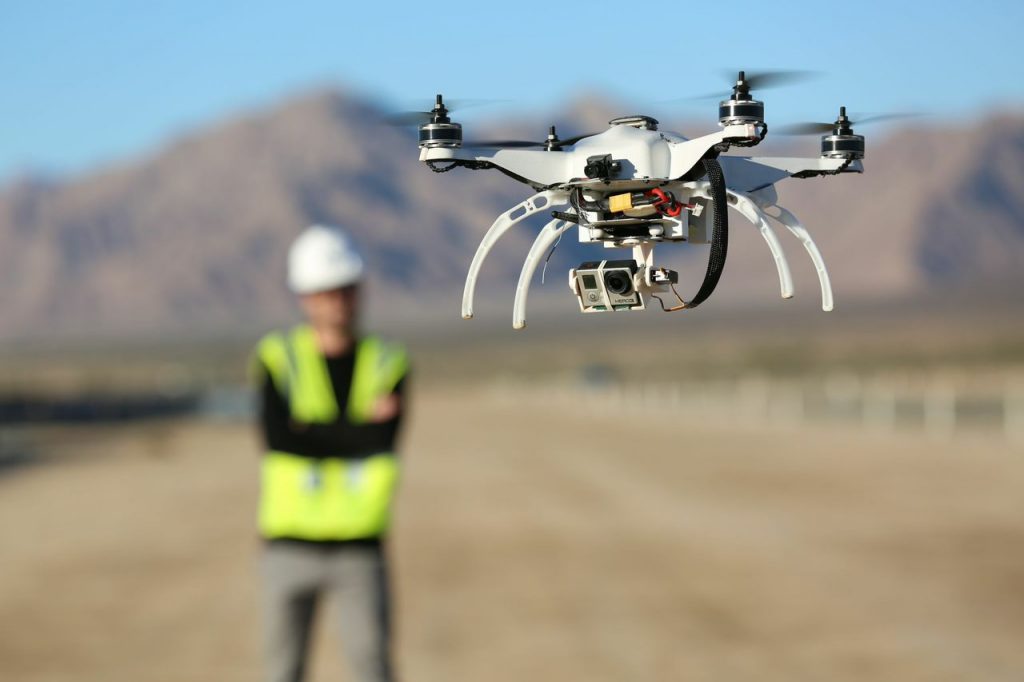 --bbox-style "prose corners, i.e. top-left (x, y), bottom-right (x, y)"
top-left (370, 393), bottom-right (401, 423)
